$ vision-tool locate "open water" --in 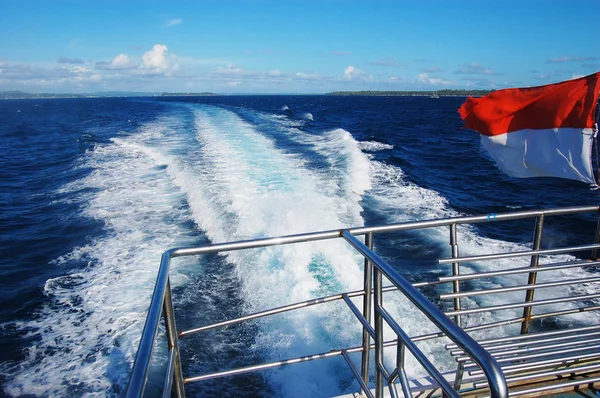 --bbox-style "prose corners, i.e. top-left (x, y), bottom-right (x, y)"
top-left (1, 95), bottom-right (599, 397)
